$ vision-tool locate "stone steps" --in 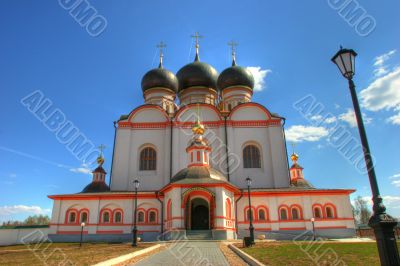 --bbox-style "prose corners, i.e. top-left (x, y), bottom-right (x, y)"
top-left (186, 230), bottom-right (213, 240)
